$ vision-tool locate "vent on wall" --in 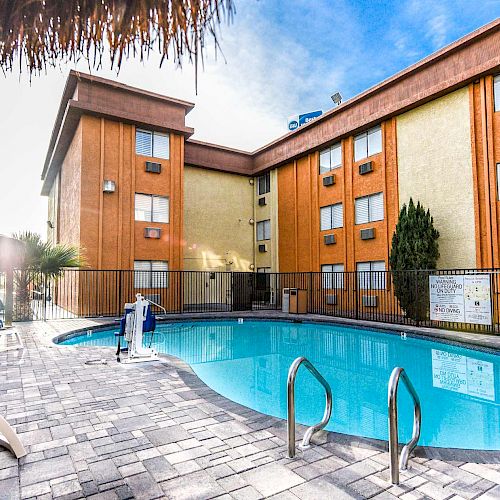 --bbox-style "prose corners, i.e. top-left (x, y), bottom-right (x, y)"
top-left (324, 234), bottom-right (336, 245)
top-left (362, 295), bottom-right (378, 307)
top-left (359, 161), bottom-right (373, 175)
top-left (144, 227), bottom-right (161, 239)
top-left (323, 175), bottom-right (336, 186)
top-left (360, 228), bottom-right (375, 240)
top-left (145, 161), bottom-right (162, 173)
top-left (258, 197), bottom-right (267, 206)
top-left (258, 244), bottom-right (268, 253)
